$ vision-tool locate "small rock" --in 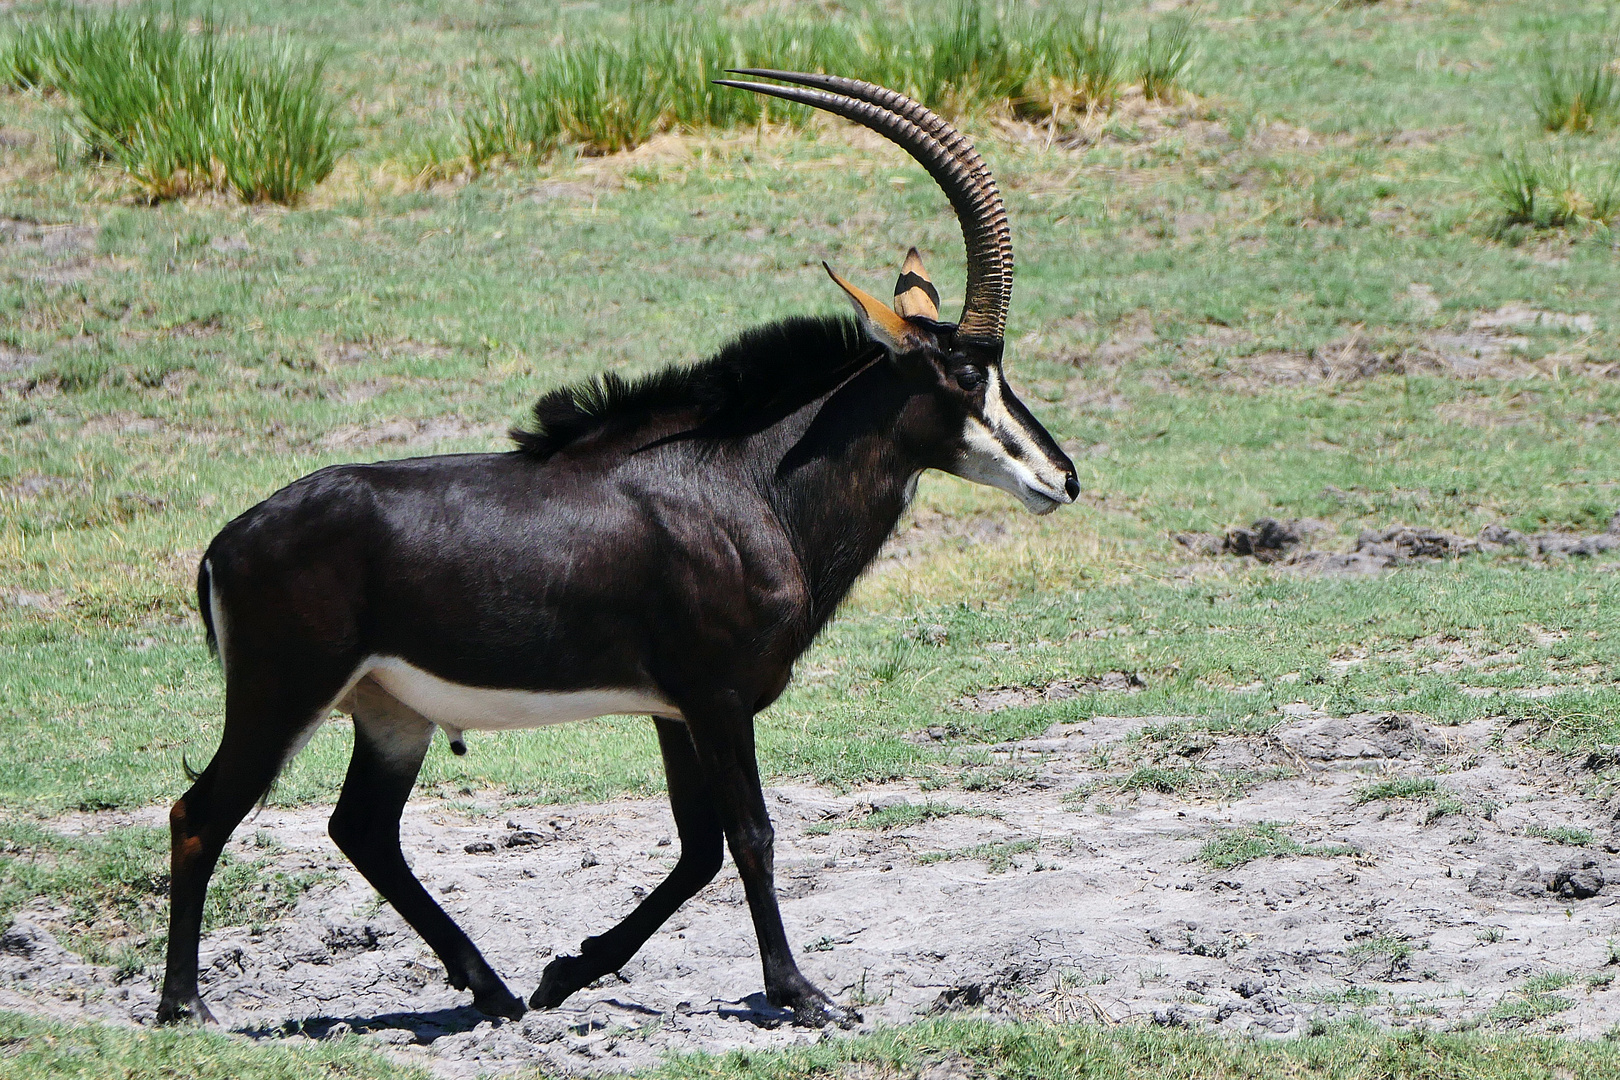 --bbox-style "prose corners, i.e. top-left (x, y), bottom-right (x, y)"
top-left (503, 831), bottom-right (545, 848)
top-left (1546, 858), bottom-right (1605, 900)
top-left (465, 841), bottom-right (496, 854)
top-left (1235, 979), bottom-right (1266, 999)
top-left (870, 794), bottom-right (910, 812)
top-left (580, 852), bottom-right (600, 868)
